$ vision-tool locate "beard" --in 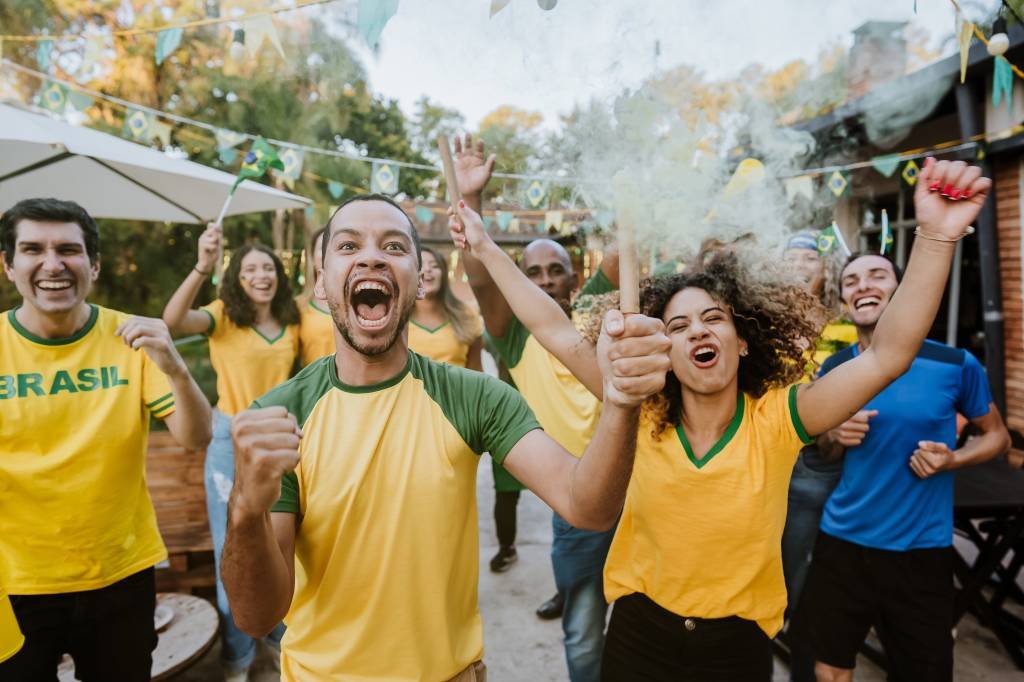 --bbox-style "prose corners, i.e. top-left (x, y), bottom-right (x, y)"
top-left (329, 295), bottom-right (415, 357)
